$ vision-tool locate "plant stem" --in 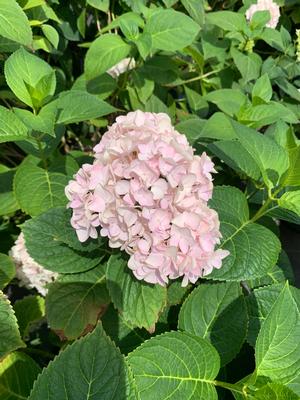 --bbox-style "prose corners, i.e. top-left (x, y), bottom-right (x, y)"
top-left (214, 380), bottom-right (245, 395)
top-left (167, 69), bottom-right (222, 87)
